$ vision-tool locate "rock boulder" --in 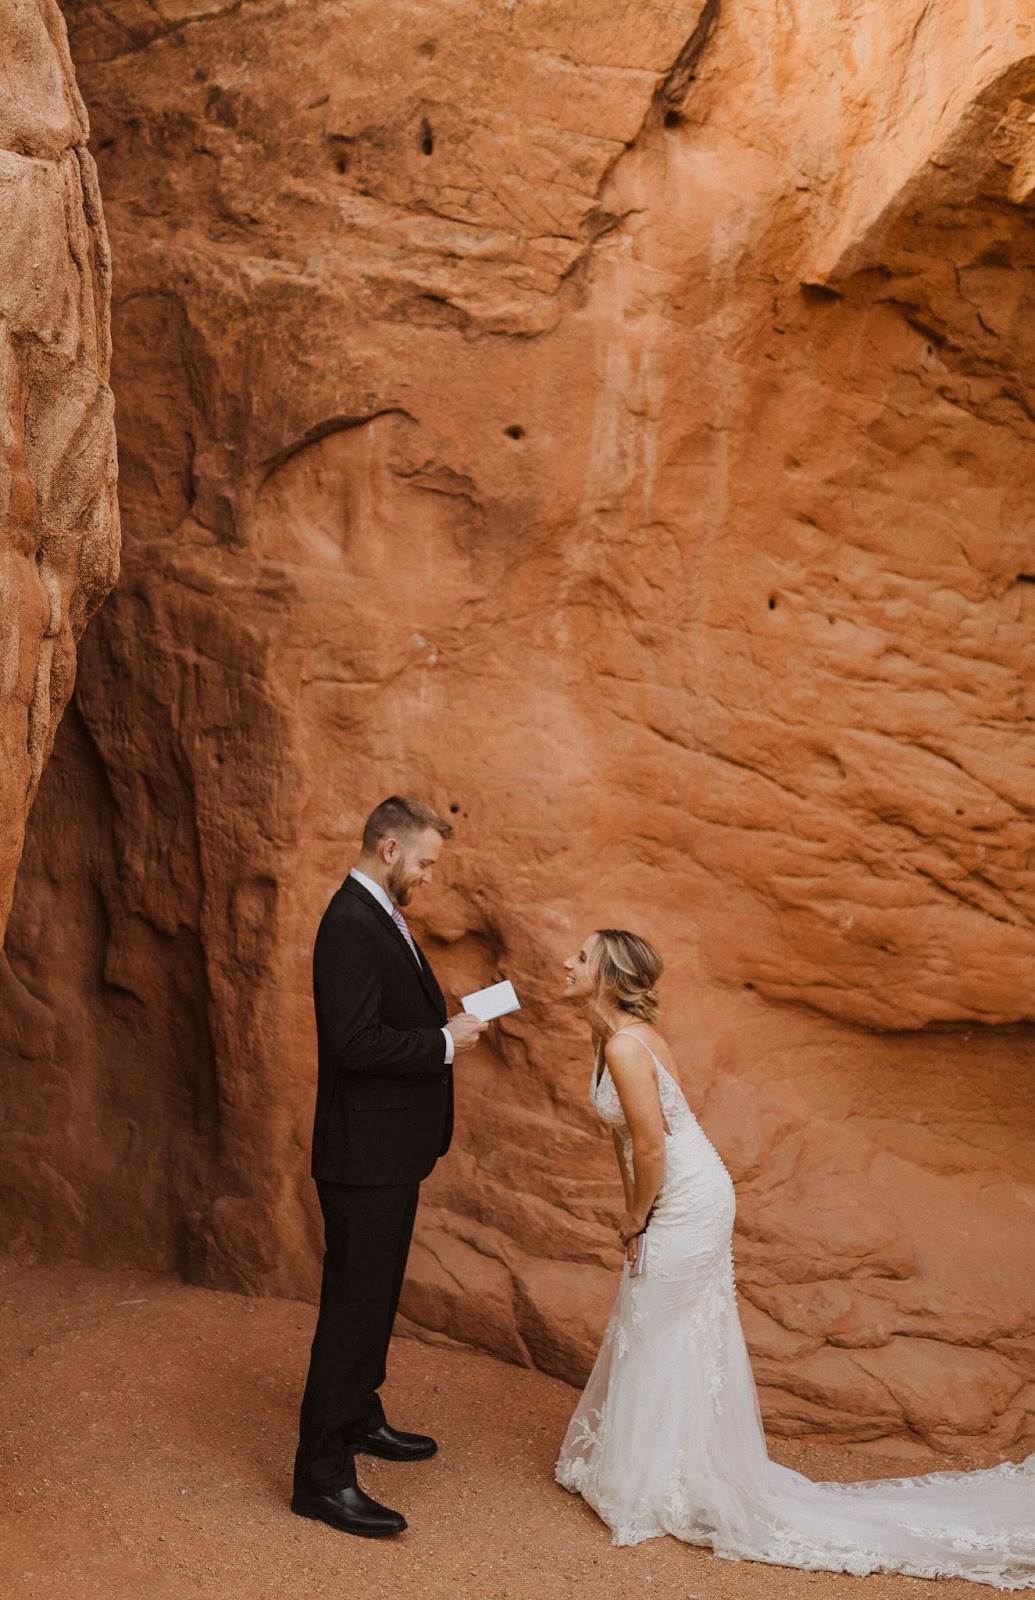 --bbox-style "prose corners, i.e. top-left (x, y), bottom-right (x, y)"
top-left (2, 0), bottom-right (1034, 1450)
top-left (0, 0), bottom-right (119, 938)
